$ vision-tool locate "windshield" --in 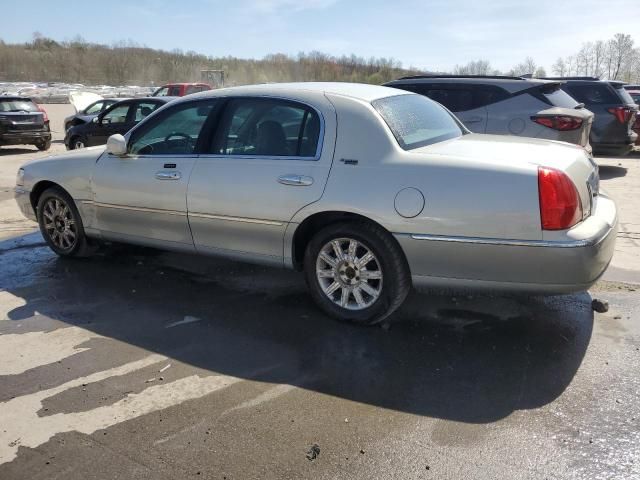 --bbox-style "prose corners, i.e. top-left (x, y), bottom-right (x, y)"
top-left (372, 94), bottom-right (465, 150)
top-left (0, 99), bottom-right (39, 113)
